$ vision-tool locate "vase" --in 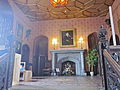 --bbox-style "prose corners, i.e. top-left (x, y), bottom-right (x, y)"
top-left (90, 72), bottom-right (94, 76)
